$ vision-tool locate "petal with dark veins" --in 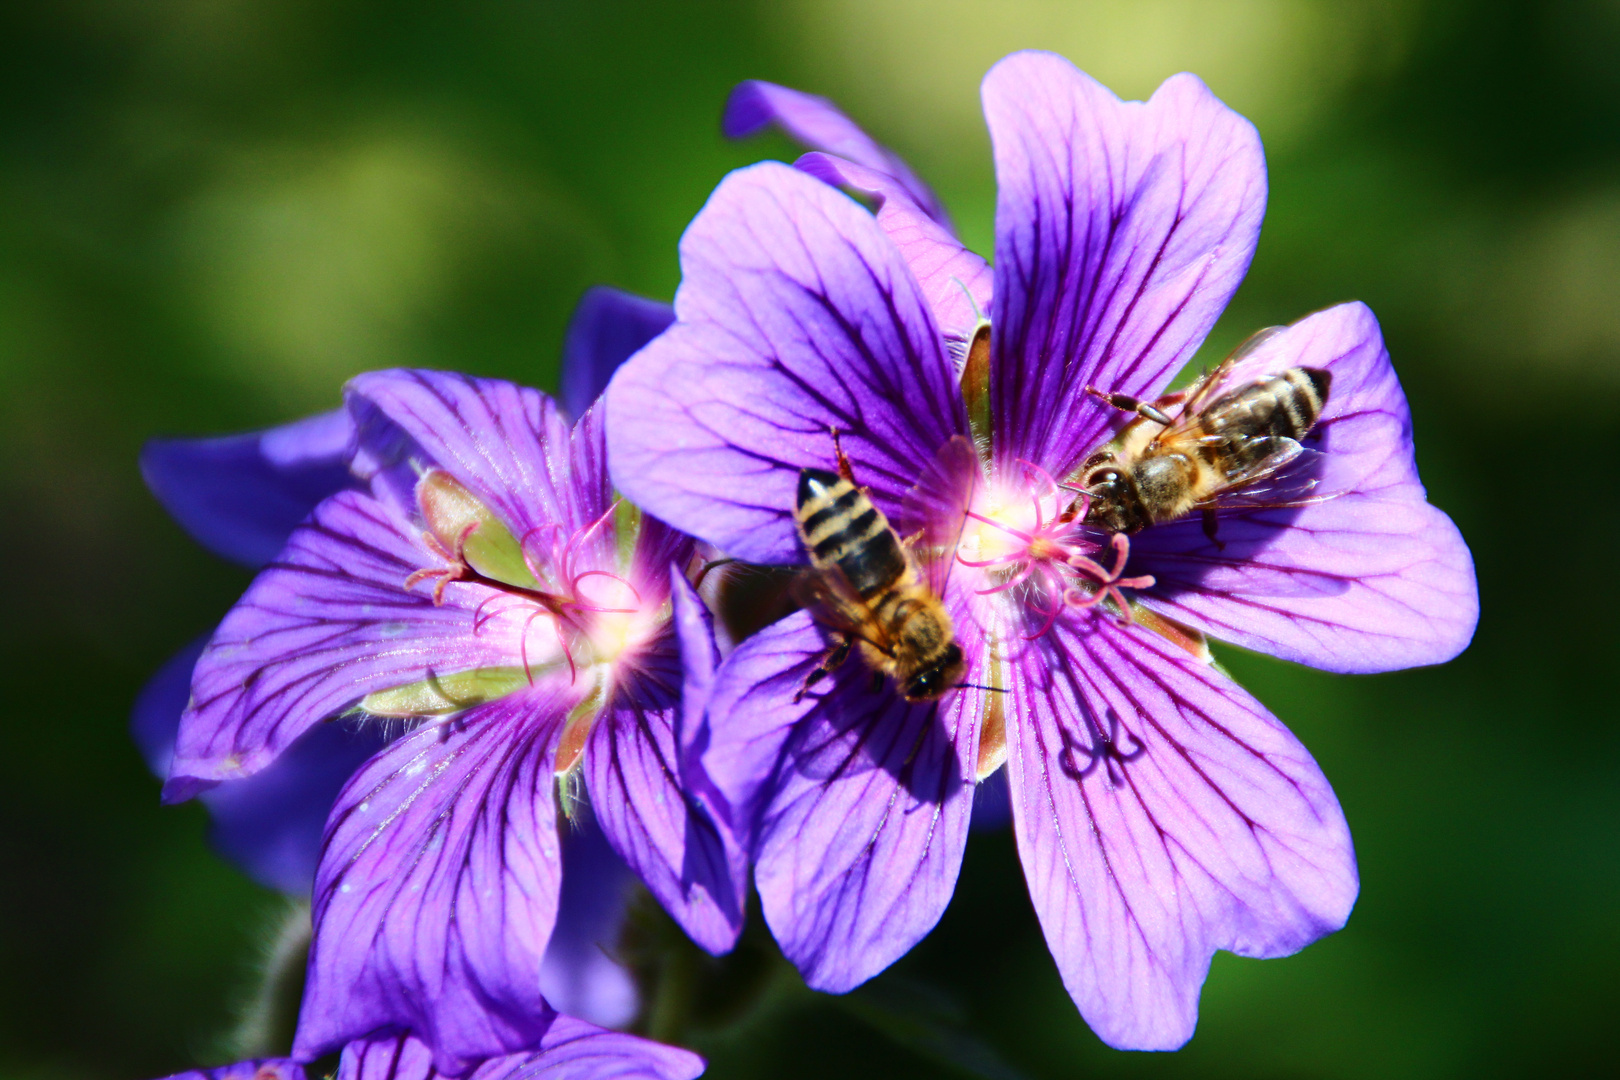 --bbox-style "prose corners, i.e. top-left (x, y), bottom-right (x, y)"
top-left (606, 162), bottom-right (966, 564)
top-left (297, 690), bottom-right (570, 1074)
top-left (983, 51), bottom-right (1265, 479)
top-left (1005, 609), bottom-right (1356, 1050)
